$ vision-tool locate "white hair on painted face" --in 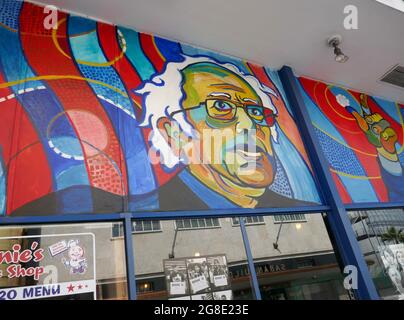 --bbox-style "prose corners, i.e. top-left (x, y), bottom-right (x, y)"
top-left (135, 55), bottom-right (279, 169)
